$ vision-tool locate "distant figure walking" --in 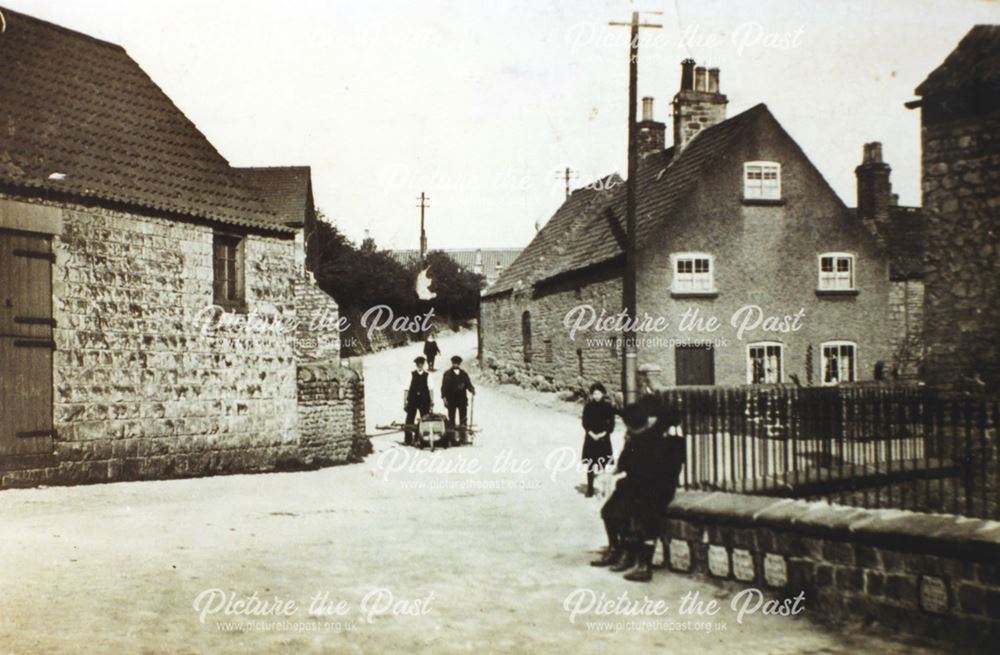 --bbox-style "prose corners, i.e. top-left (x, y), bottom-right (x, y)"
top-left (581, 382), bottom-right (615, 497)
top-left (404, 356), bottom-right (432, 445)
top-left (423, 335), bottom-right (441, 371)
top-left (441, 356), bottom-right (475, 442)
